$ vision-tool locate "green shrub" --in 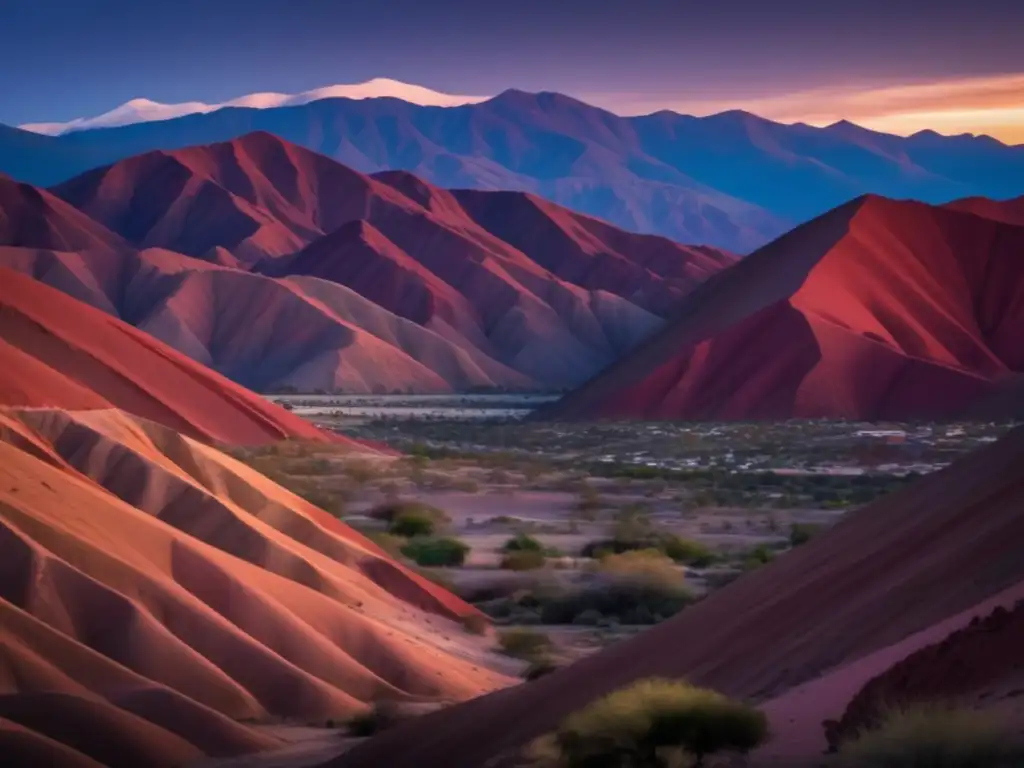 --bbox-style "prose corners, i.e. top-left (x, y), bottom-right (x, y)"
top-left (837, 707), bottom-right (1024, 767)
top-left (401, 536), bottom-right (469, 567)
top-left (370, 501), bottom-right (449, 526)
top-left (501, 550), bottom-right (547, 571)
top-left (660, 535), bottom-right (719, 567)
top-left (582, 532), bottom-right (719, 568)
top-left (498, 628), bottom-right (553, 662)
top-left (502, 533), bottom-right (544, 553)
top-left (555, 678), bottom-right (768, 767)
top-left (389, 510), bottom-right (436, 537)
